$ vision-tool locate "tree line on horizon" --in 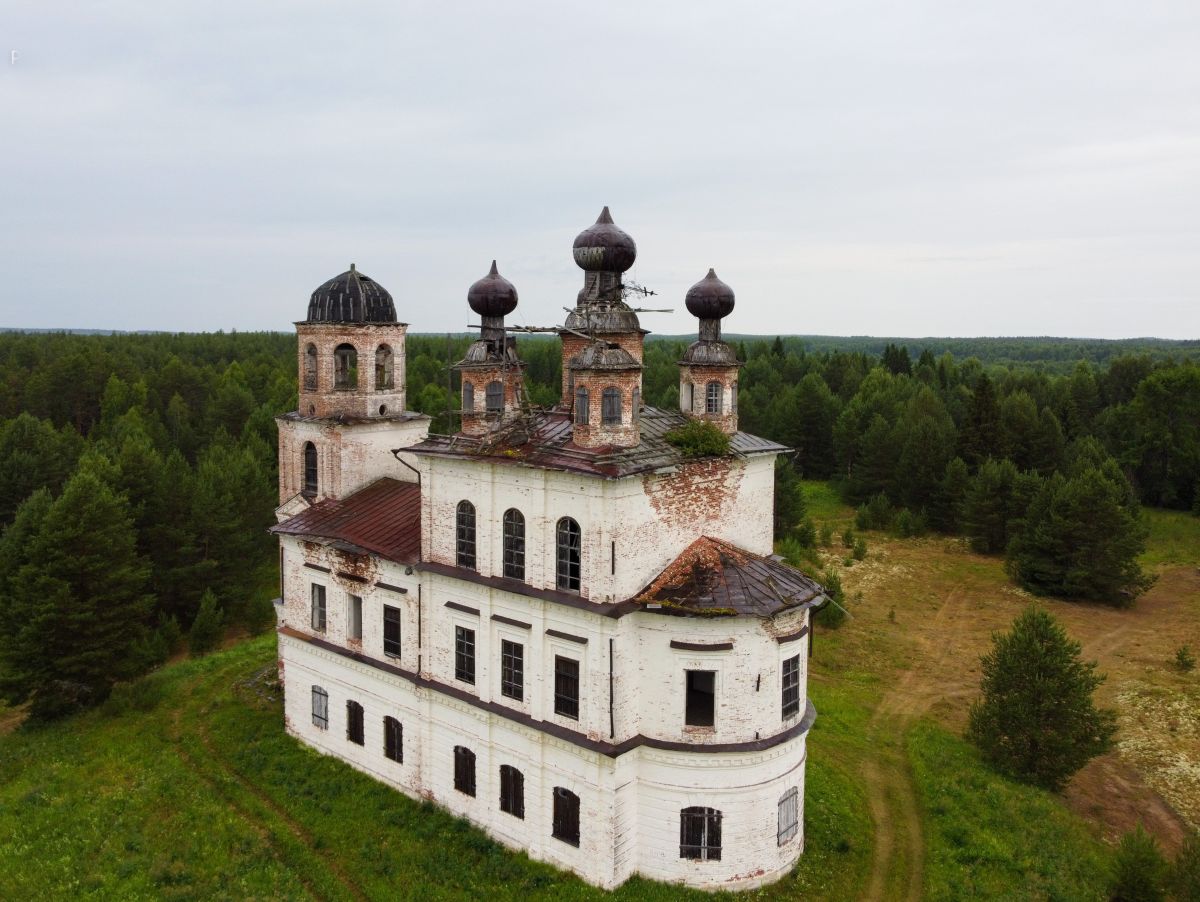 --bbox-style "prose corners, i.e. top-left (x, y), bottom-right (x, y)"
top-left (0, 330), bottom-right (1196, 717)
